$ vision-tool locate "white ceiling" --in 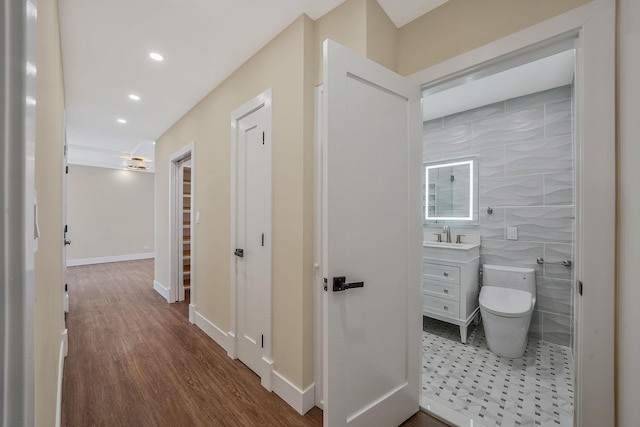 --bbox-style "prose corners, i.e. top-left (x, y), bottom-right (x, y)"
top-left (422, 50), bottom-right (576, 121)
top-left (59, 0), bottom-right (450, 171)
top-left (59, 1), bottom-right (575, 173)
